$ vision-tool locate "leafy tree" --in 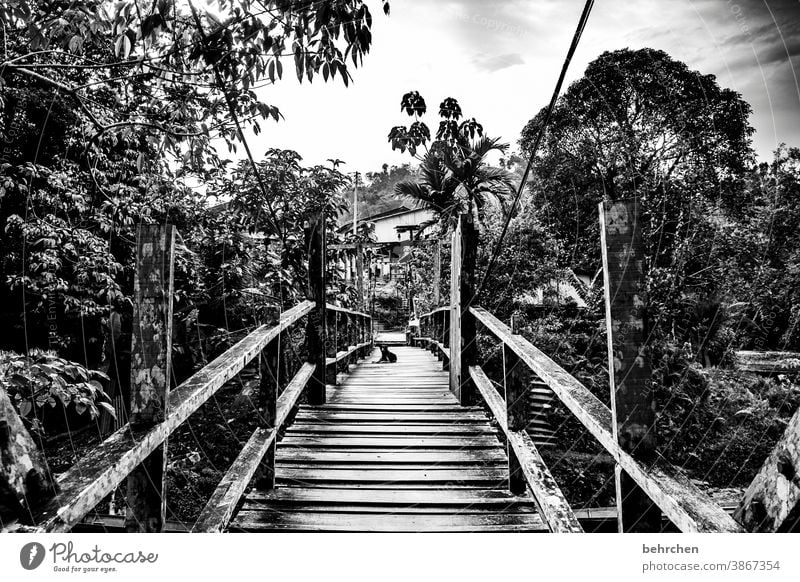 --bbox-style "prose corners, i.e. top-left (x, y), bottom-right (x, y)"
top-left (521, 48), bottom-right (755, 272)
top-left (208, 149), bottom-right (352, 308)
top-left (0, 1), bottom-right (391, 365)
top-left (475, 199), bottom-right (564, 314)
top-left (730, 145), bottom-right (800, 350)
top-left (1, 0), bottom-right (390, 175)
top-left (519, 48), bottom-right (756, 352)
